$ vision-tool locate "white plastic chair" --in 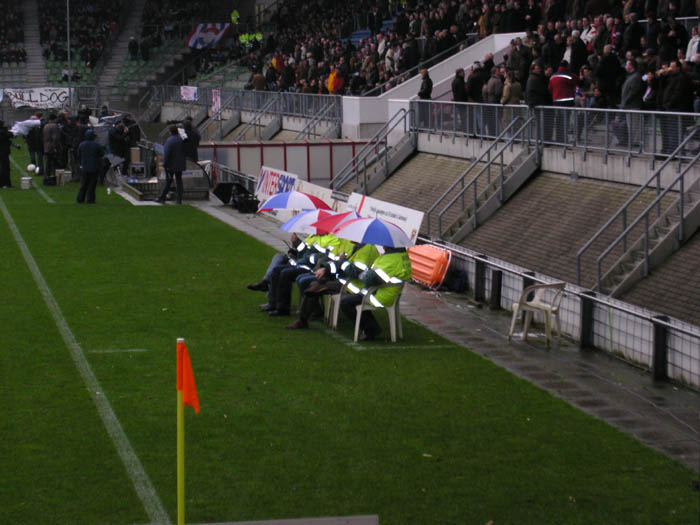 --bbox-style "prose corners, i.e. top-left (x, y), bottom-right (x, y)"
top-left (325, 281), bottom-right (351, 330)
top-left (508, 282), bottom-right (566, 347)
top-left (354, 283), bottom-right (405, 343)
